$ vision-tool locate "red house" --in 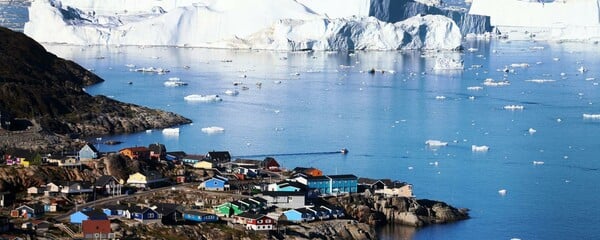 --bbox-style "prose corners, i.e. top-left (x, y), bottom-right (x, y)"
top-left (119, 147), bottom-right (150, 160)
top-left (234, 213), bottom-right (275, 231)
top-left (261, 157), bottom-right (280, 171)
top-left (82, 219), bottom-right (114, 239)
